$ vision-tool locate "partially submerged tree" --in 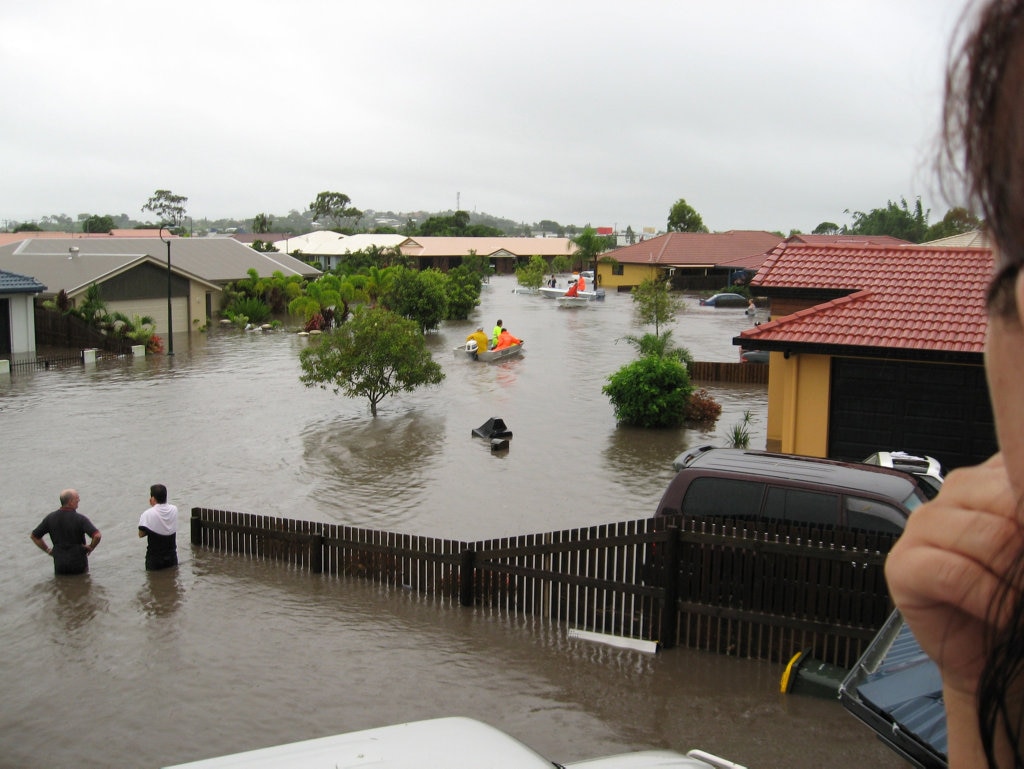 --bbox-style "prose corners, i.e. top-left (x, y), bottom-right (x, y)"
top-left (298, 307), bottom-right (444, 417)
top-left (603, 356), bottom-right (694, 428)
top-left (631, 276), bottom-right (684, 336)
top-left (444, 265), bottom-right (482, 320)
top-left (380, 266), bottom-right (448, 332)
top-left (515, 254), bottom-right (548, 290)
